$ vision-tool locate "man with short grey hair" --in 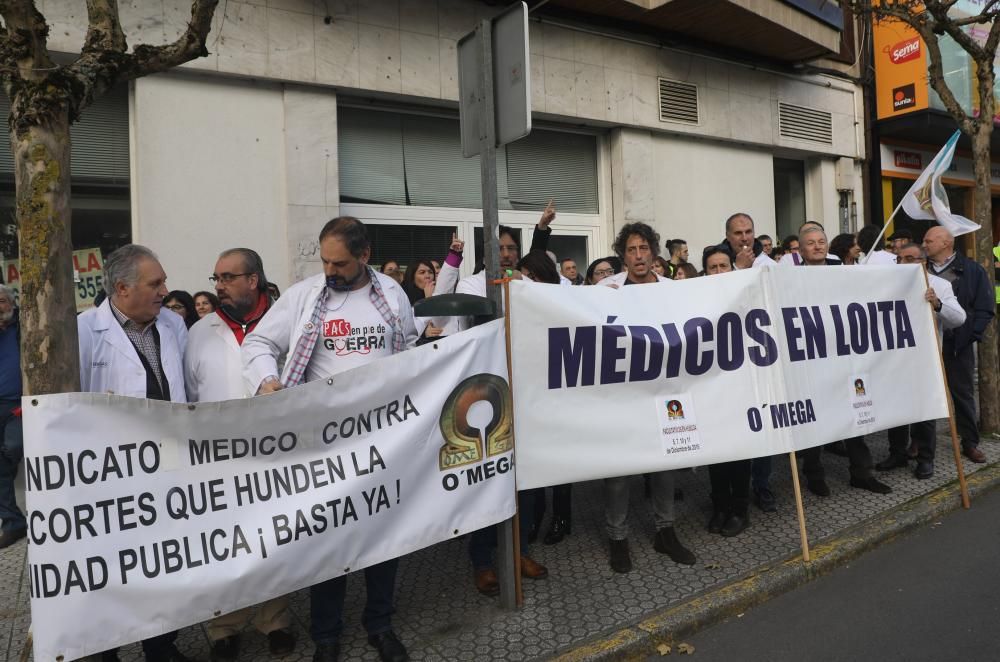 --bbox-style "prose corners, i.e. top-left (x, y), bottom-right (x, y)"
top-left (77, 244), bottom-right (190, 662)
